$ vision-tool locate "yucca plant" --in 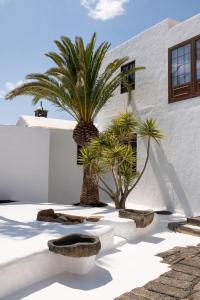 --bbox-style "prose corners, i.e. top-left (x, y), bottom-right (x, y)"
top-left (80, 112), bottom-right (163, 209)
top-left (5, 33), bottom-right (144, 206)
